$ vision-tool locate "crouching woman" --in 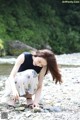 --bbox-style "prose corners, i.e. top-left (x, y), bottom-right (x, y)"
top-left (1, 49), bottom-right (62, 108)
